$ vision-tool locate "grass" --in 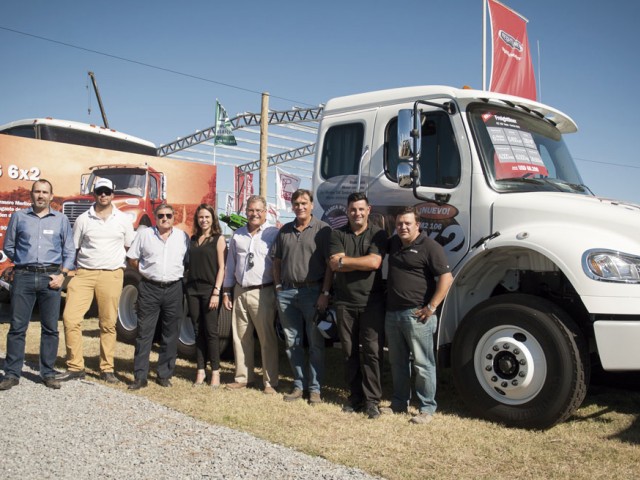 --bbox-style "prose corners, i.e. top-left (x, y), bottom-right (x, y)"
top-left (2, 318), bottom-right (640, 479)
